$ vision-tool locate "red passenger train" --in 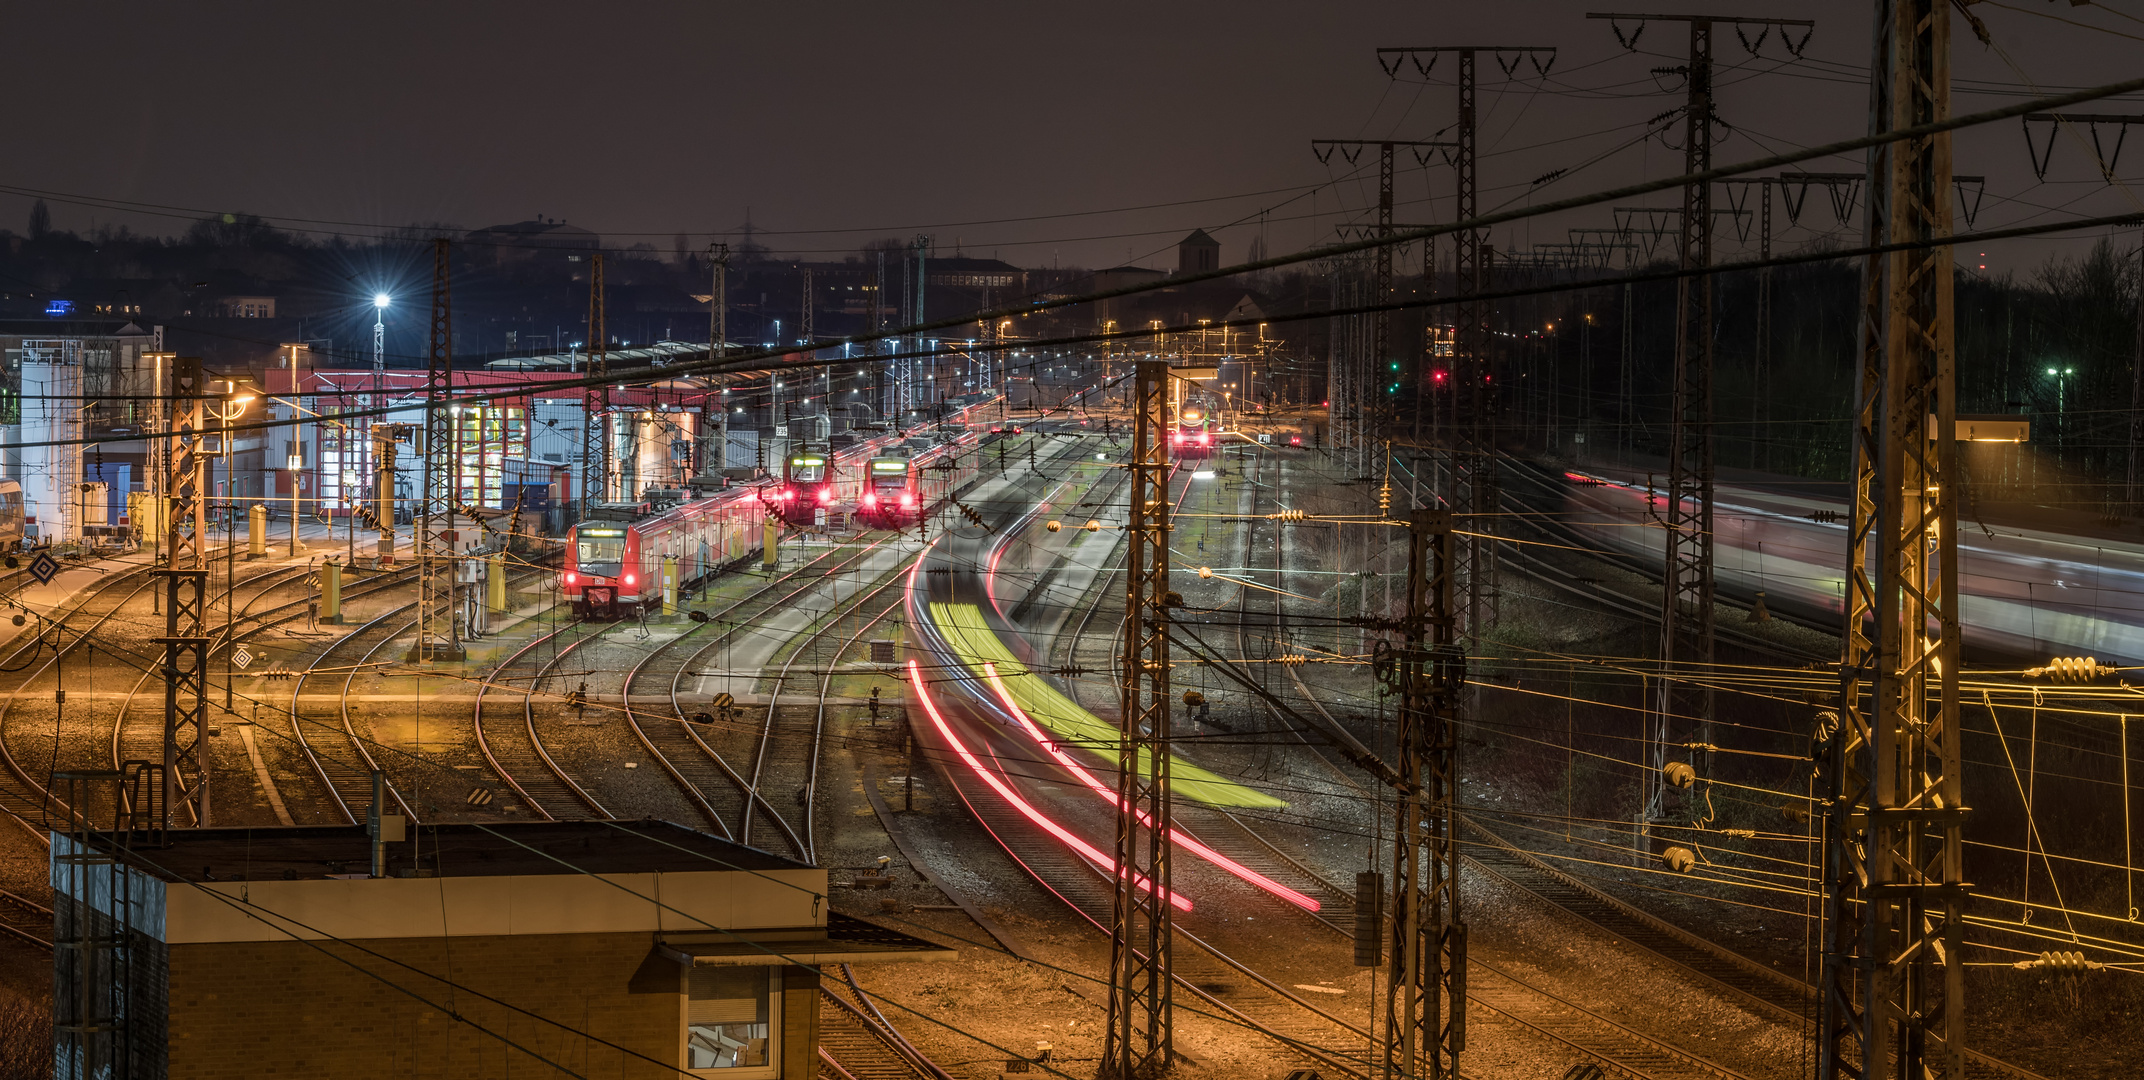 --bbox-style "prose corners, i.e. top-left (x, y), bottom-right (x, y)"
top-left (565, 424), bottom-right (984, 617)
top-left (565, 487), bottom-right (768, 618)
top-left (856, 436), bottom-right (978, 527)
top-left (772, 446), bottom-right (837, 526)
